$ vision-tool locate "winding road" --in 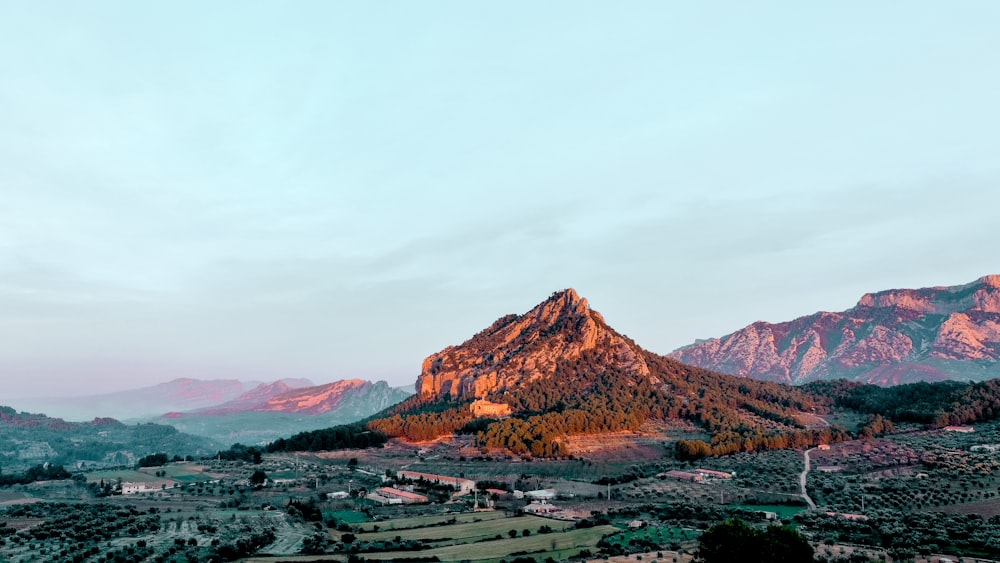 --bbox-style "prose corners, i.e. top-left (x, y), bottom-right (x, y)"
top-left (800, 448), bottom-right (817, 510)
